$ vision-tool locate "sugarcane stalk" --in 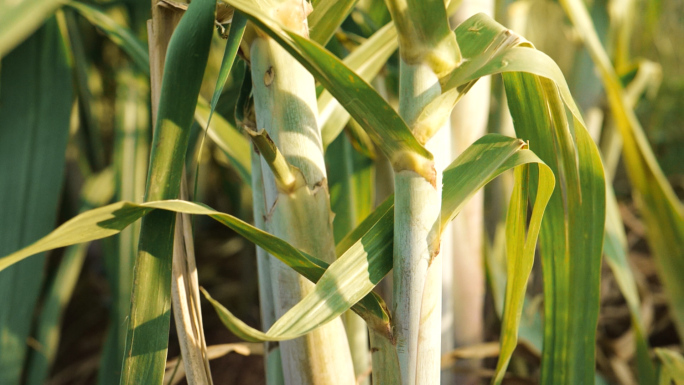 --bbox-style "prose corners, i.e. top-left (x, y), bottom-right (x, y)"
top-left (248, 1), bottom-right (355, 383)
top-left (393, 60), bottom-right (443, 385)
